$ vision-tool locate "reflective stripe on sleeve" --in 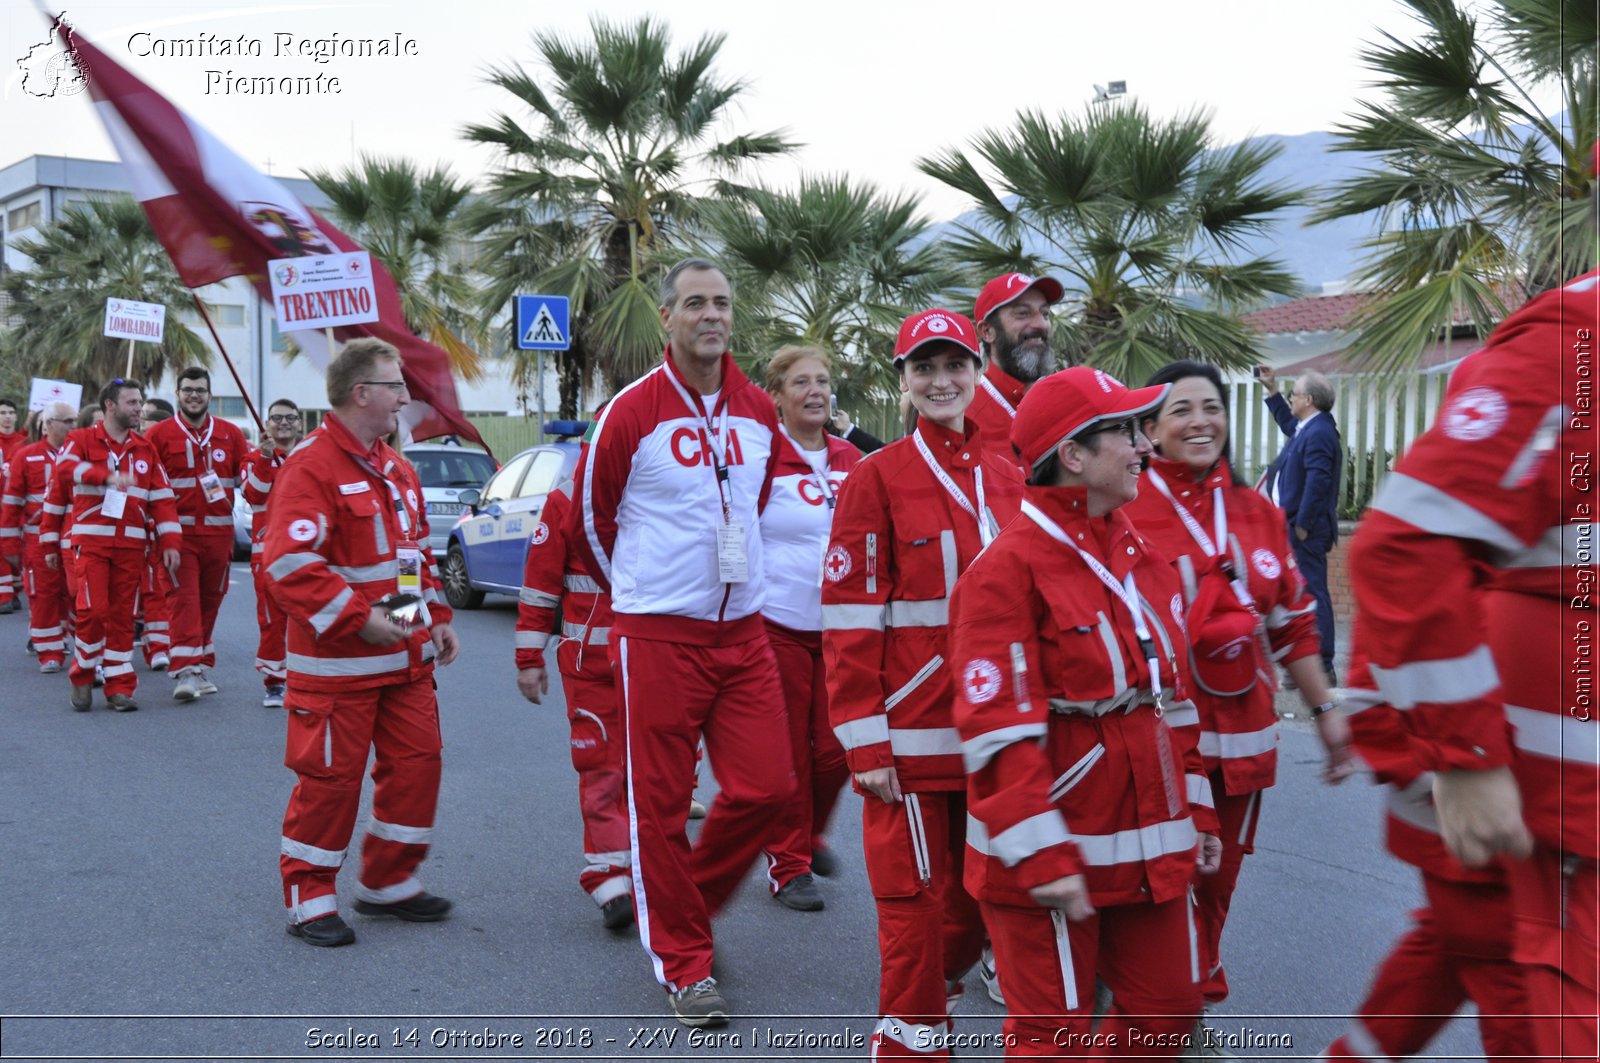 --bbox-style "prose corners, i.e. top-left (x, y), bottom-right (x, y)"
top-left (268, 552), bottom-right (323, 581)
top-left (520, 586), bottom-right (561, 608)
top-left (886, 598), bottom-right (948, 627)
top-left (962, 722), bottom-right (1048, 773)
top-left (308, 587), bottom-right (355, 636)
top-left (1506, 704), bottom-right (1599, 765)
top-left (563, 574), bottom-right (603, 594)
top-left (514, 630), bottom-right (552, 650)
top-left (987, 811), bottom-right (1072, 867)
top-left (1370, 473), bottom-right (1526, 553)
top-left (1370, 644), bottom-right (1499, 710)
top-left (889, 727), bottom-right (961, 757)
top-left (833, 714), bottom-right (890, 751)
top-left (821, 603), bottom-right (885, 631)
